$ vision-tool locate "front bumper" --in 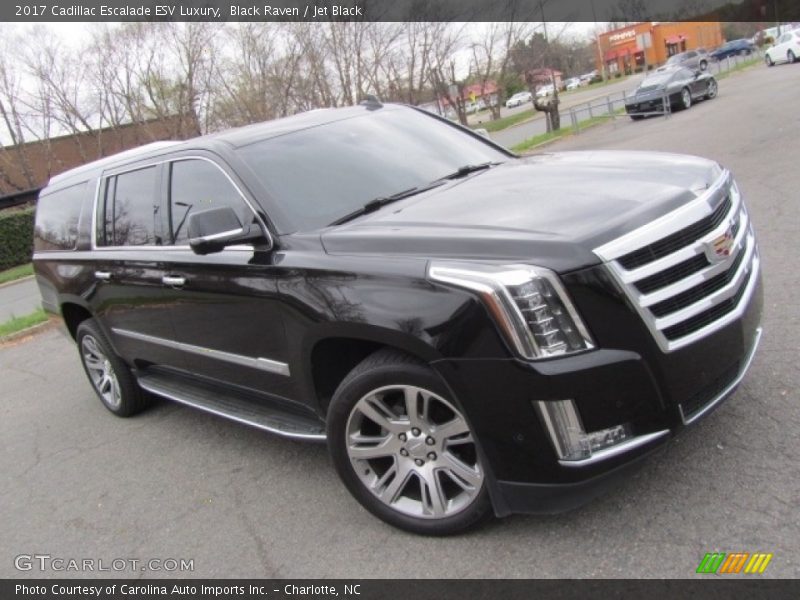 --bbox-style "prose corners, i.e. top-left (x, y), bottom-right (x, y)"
top-left (431, 272), bottom-right (763, 516)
